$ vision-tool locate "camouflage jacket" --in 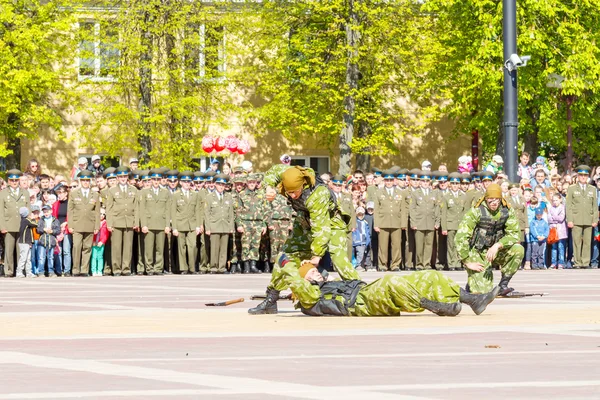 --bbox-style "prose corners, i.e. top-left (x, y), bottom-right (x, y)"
top-left (235, 188), bottom-right (268, 225)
